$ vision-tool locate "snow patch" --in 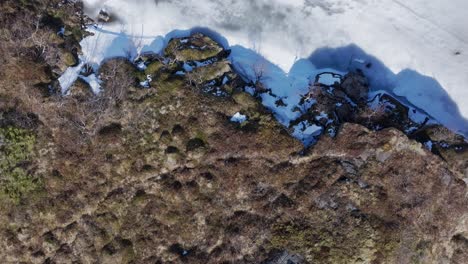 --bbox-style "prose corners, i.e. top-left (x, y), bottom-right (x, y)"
top-left (292, 121), bottom-right (323, 146)
top-left (230, 112), bottom-right (247, 123)
top-left (79, 74), bottom-right (102, 94)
